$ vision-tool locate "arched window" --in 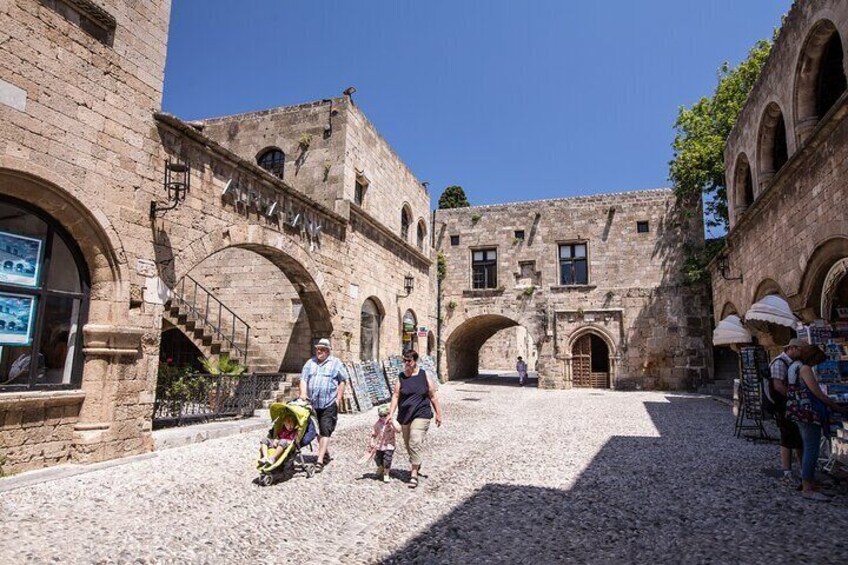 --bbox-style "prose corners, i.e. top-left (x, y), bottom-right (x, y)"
top-left (416, 220), bottom-right (427, 251)
top-left (360, 298), bottom-right (382, 362)
top-left (732, 154), bottom-right (754, 223)
top-left (817, 31), bottom-right (846, 118)
top-left (400, 206), bottom-right (412, 241)
top-left (257, 148), bottom-right (285, 179)
top-left (402, 309), bottom-right (417, 353)
top-left (0, 197), bottom-right (89, 391)
top-left (757, 103), bottom-right (789, 188)
top-left (795, 22), bottom-right (847, 142)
